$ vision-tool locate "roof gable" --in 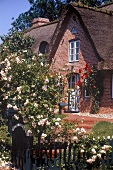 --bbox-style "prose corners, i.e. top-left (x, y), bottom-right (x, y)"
top-left (26, 2), bottom-right (113, 69)
top-left (49, 2), bottom-right (113, 69)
